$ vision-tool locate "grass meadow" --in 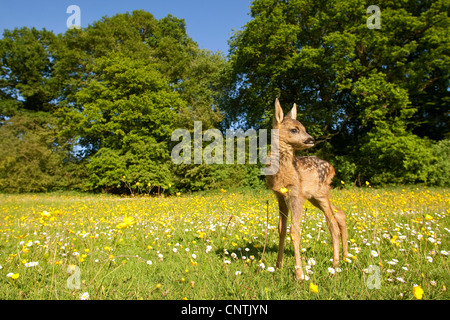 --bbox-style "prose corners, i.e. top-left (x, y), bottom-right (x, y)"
top-left (0, 186), bottom-right (448, 300)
